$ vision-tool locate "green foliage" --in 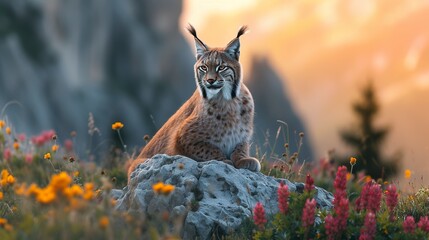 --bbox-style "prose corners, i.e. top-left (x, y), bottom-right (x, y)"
top-left (338, 81), bottom-right (399, 180)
